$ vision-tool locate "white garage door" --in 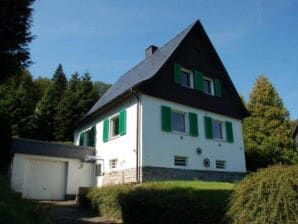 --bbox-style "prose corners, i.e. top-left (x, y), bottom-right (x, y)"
top-left (23, 159), bottom-right (67, 200)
